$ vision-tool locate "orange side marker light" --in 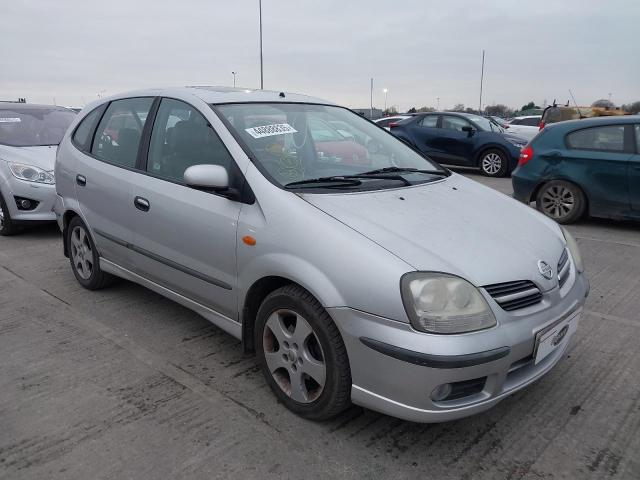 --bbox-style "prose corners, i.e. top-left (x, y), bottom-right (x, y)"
top-left (242, 235), bottom-right (257, 246)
